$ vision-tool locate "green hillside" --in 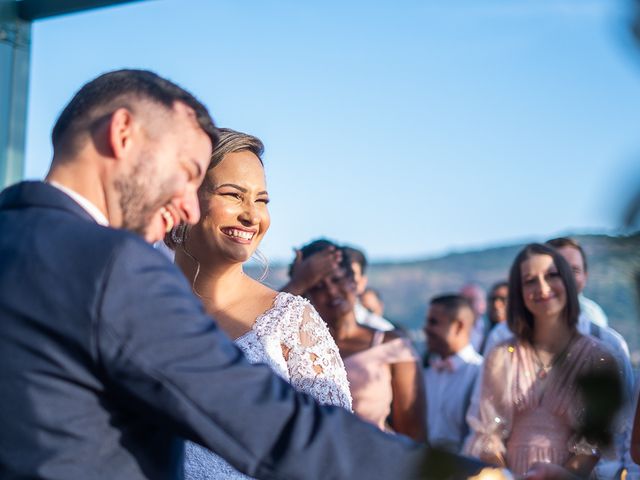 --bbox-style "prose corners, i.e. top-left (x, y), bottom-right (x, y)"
top-left (250, 233), bottom-right (640, 360)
